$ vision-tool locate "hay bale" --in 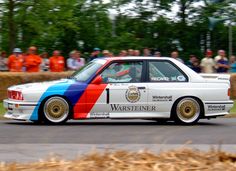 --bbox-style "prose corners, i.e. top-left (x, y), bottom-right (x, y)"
top-left (1, 148), bottom-right (236, 171)
top-left (230, 74), bottom-right (236, 100)
top-left (0, 72), bottom-right (73, 101)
